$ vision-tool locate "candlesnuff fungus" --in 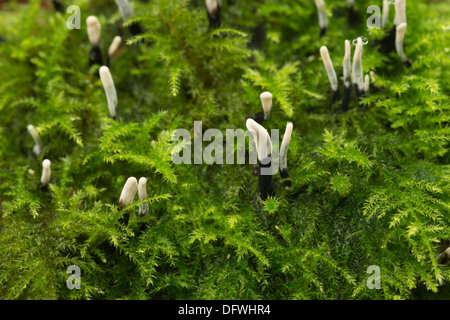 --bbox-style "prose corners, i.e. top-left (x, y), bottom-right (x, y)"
top-left (246, 118), bottom-right (274, 200)
top-left (378, 0), bottom-right (406, 54)
top-left (107, 36), bottom-right (122, 67)
top-left (86, 16), bottom-right (103, 67)
top-left (320, 46), bottom-right (340, 110)
top-left (205, 0), bottom-right (222, 29)
top-left (342, 40), bottom-right (352, 112)
top-left (352, 37), bottom-right (365, 107)
top-left (394, 0), bottom-right (406, 26)
top-left (138, 177), bottom-right (149, 216)
top-left (395, 23), bottom-right (411, 67)
top-left (254, 91), bottom-right (272, 123)
top-left (27, 124), bottom-right (42, 157)
top-left (99, 66), bottom-right (118, 120)
top-left (314, 0), bottom-right (328, 37)
top-left (114, 0), bottom-right (143, 36)
top-left (279, 122), bottom-right (293, 187)
top-left (118, 177), bottom-right (138, 225)
top-left (381, 0), bottom-right (390, 29)
top-left (40, 159), bottom-right (51, 189)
